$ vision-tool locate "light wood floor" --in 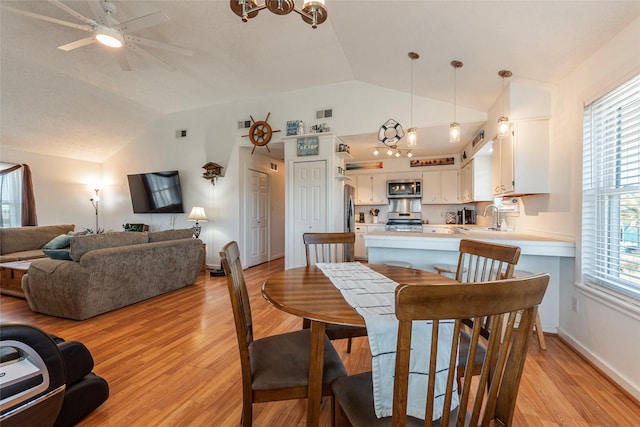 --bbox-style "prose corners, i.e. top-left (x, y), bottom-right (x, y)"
top-left (1, 258), bottom-right (639, 426)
